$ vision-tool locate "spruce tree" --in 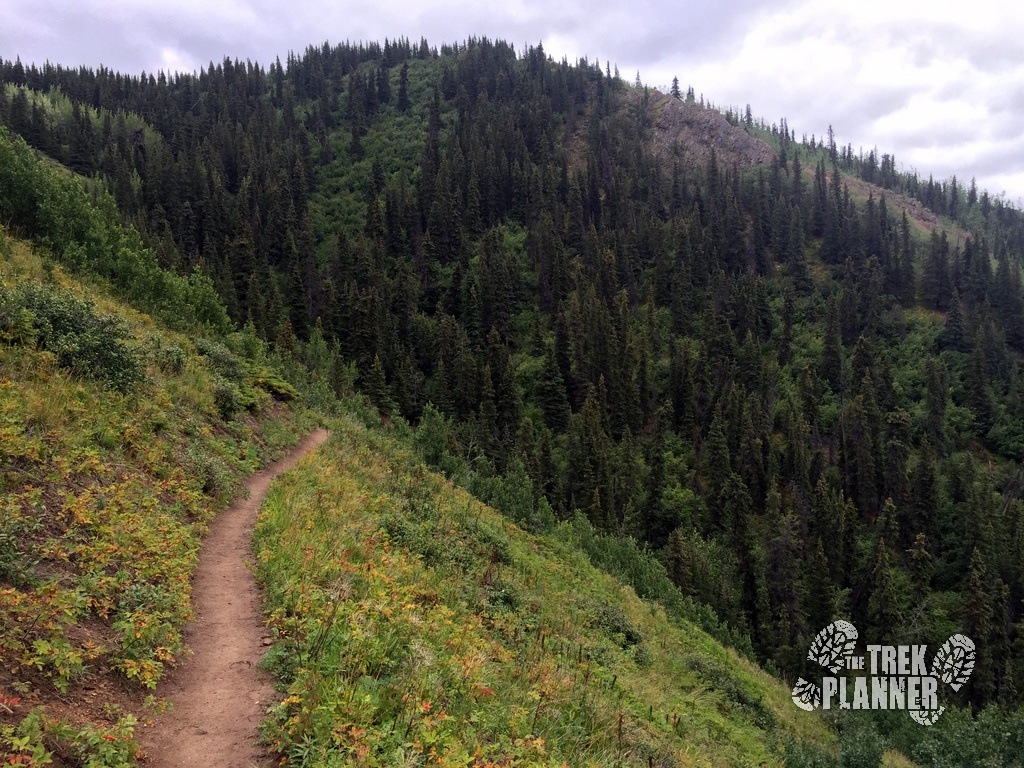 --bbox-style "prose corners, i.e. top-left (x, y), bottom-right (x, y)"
top-left (535, 346), bottom-right (570, 431)
top-left (821, 296), bottom-right (844, 392)
top-left (867, 538), bottom-right (903, 645)
top-left (965, 547), bottom-right (996, 704)
top-left (944, 288), bottom-right (968, 352)
top-left (805, 539), bottom-right (834, 630)
top-left (363, 353), bottom-right (396, 414)
top-left (922, 230), bottom-right (951, 311)
top-left (967, 338), bottom-right (993, 431)
top-left (923, 360), bottom-right (948, 448)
